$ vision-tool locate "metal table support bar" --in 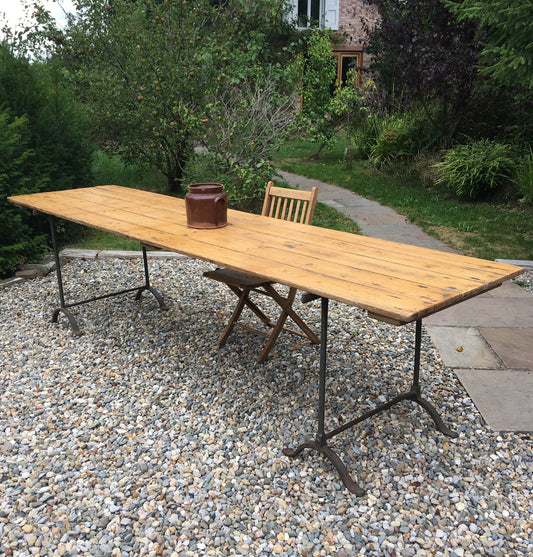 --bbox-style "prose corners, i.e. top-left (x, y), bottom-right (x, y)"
top-left (48, 215), bottom-right (167, 335)
top-left (284, 297), bottom-right (457, 495)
